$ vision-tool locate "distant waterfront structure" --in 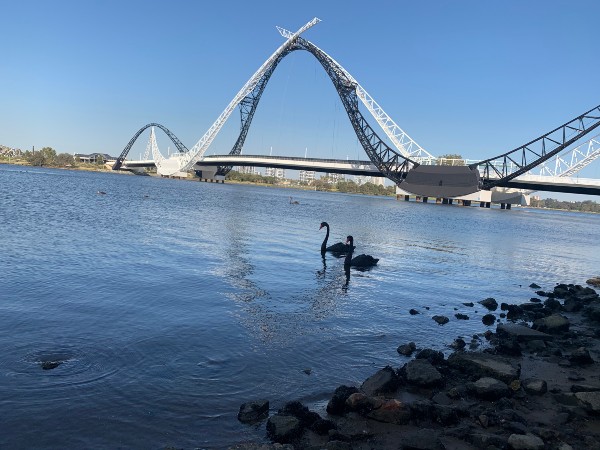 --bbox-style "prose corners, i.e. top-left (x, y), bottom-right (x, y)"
top-left (354, 175), bottom-right (371, 185)
top-left (237, 166), bottom-right (259, 175)
top-left (371, 176), bottom-right (385, 186)
top-left (326, 173), bottom-right (345, 182)
top-left (74, 153), bottom-right (116, 163)
top-left (299, 170), bottom-right (315, 183)
top-left (265, 167), bottom-right (286, 178)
